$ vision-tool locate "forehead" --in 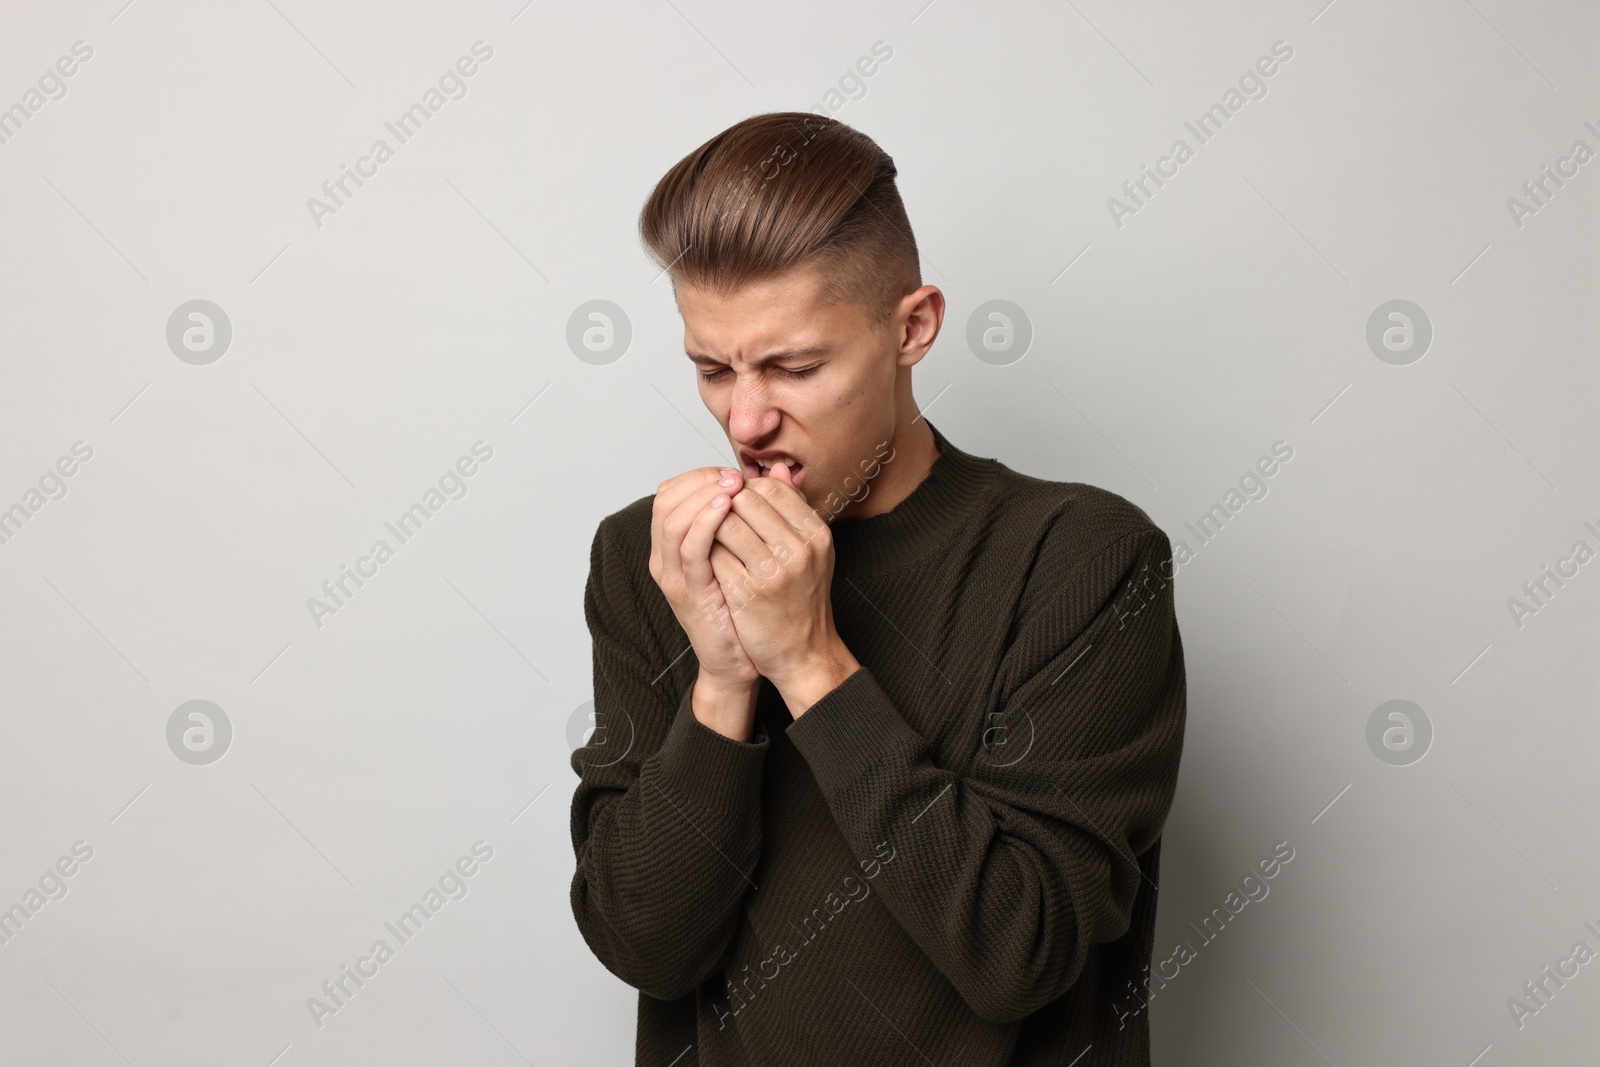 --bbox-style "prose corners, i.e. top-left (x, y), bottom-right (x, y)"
top-left (676, 263), bottom-right (864, 361)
